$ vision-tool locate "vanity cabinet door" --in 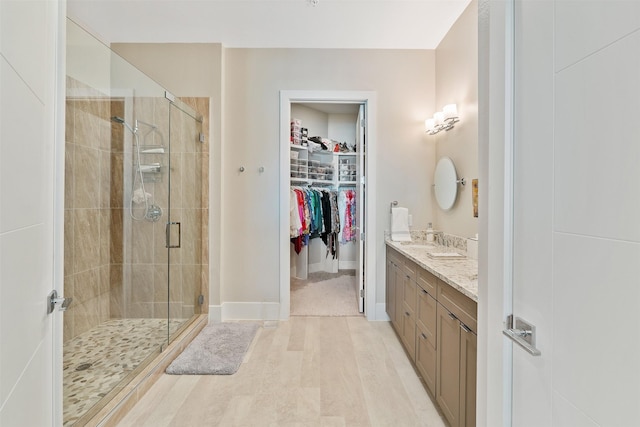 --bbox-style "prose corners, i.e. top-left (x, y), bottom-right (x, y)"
top-left (416, 324), bottom-right (437, 396)
top-left (394, 265), bottom-right (405, 333)
top-left (459, 324), bottom-right (477, 427)
top-left (436, 303), bottom-right (461, 427)
top-left (386, 257), bottom-right (396, 326)
top-left (401, 270), bottom-right (417, 360)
